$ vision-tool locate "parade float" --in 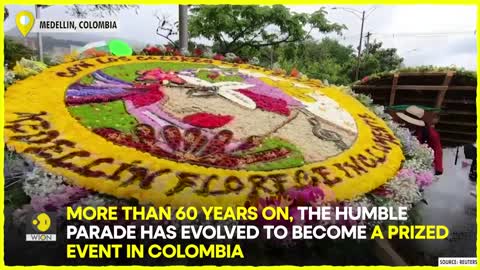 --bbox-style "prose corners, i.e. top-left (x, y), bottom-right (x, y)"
top-left (352, 67), bottom-right (477, 147)
top-left (4, 48), bottom-right (436, 228)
